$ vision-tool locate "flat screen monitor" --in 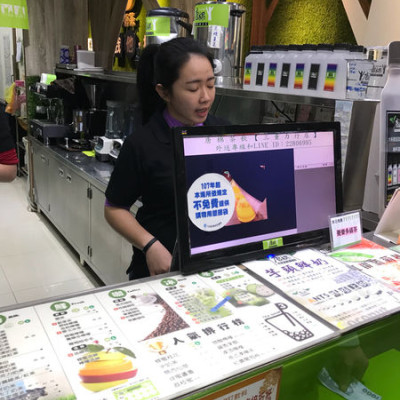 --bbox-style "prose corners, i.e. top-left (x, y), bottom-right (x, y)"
top-left (172, 122), bottom-right (342, 274)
